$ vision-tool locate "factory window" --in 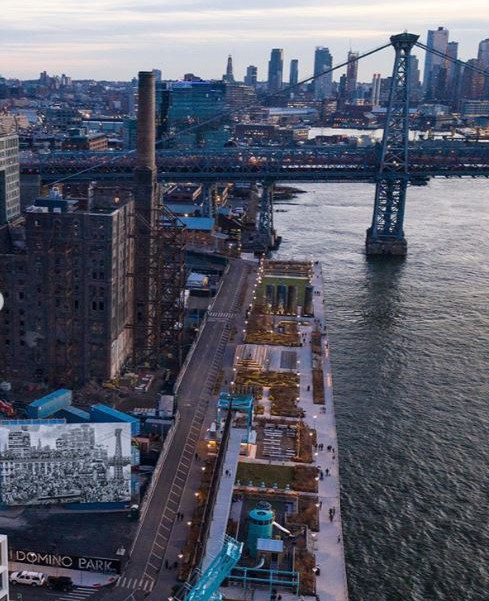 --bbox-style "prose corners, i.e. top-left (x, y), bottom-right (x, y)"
top-left (92, 301), bottom-right (97, 311)
top-left (74, 300), bottom-right (79, 309)
top-left (99, 301), bottom-right (104, 310)
top-left (18, 291), bottom-right (24, 300)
